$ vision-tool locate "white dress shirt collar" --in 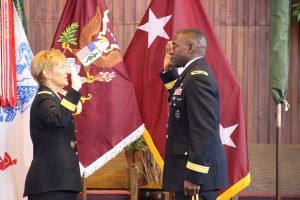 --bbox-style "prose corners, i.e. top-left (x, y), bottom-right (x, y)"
top-left (183, 56), bottom-right (203, 71)
top-left (178, 56), bottom-right (203, 75)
